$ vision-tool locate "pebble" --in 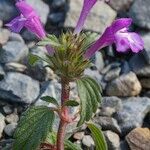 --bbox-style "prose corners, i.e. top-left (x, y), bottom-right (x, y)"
top-left (104, 130), bottom-right (120, 150)
top-left (3, 105), bottom-right (13, 115)
top-left (5, 113), bottom-right (19, 124)
top-left (106, 72), bottom-right (142, 96)
top-left (4, 123), bottom-right (17, 137)
top-left (0, 28), bottom-right (10, 45)
top-left (0, 113), bottom-right (5, 138)
top-left (82, 135), bottom-right (95, 148)
top-left (73, 132), bottom-right (84, 140)
top-left (126, 128), bottom-right (150, 150)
